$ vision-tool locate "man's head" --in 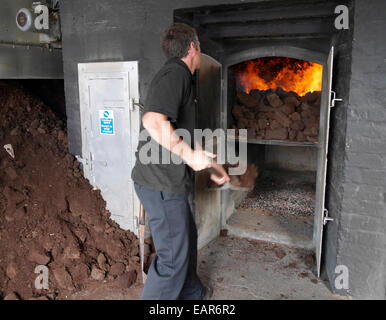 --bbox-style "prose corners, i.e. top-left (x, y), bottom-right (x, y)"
top-left (161, 23), bottom-right (201, 73)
